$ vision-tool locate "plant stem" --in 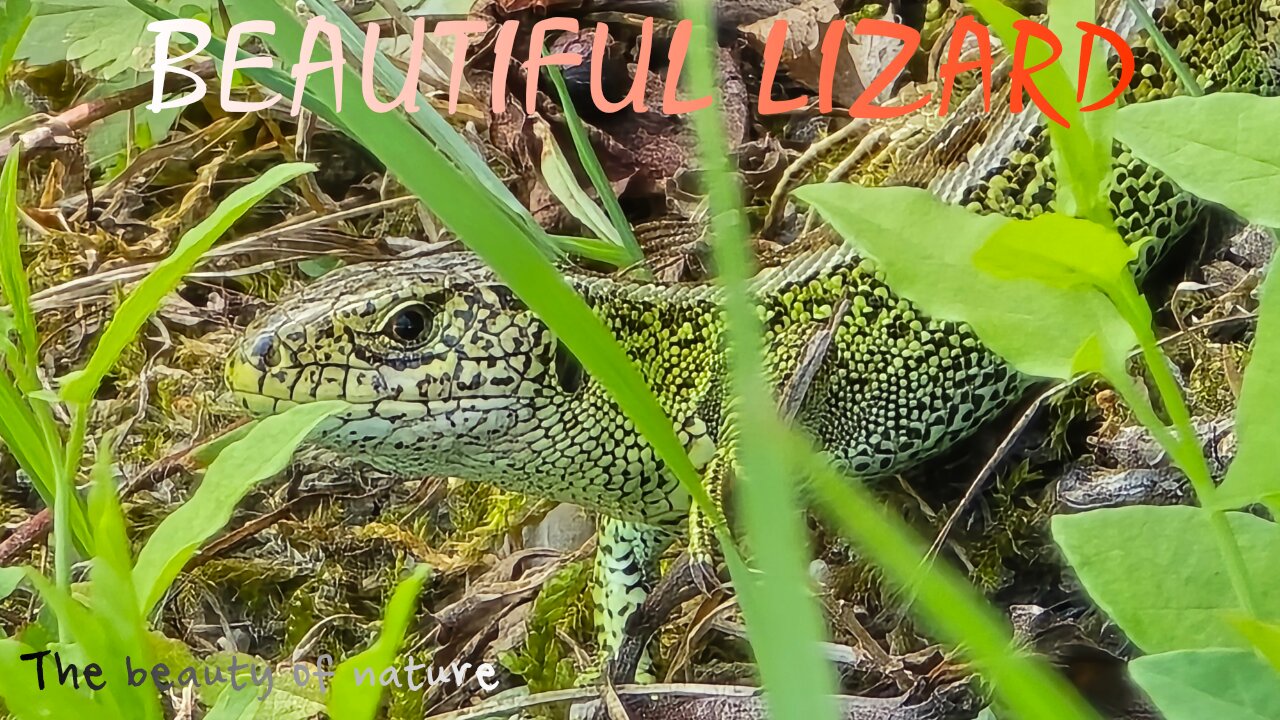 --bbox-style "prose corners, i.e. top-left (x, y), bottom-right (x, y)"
top-left (1106, 282), bottom-right (1258, 617)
